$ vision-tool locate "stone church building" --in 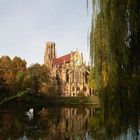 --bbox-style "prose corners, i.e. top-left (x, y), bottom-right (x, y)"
top-left (44, 42), bottom-right (90, 96)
